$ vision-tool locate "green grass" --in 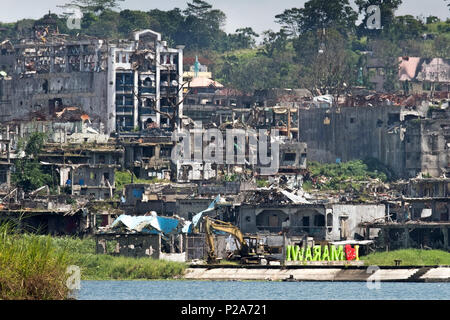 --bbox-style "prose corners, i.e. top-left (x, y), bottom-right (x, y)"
top-left (361, 249), bottom-right (450, 266)
top-left (0, 224), bottom-right (72, 300)
top-left (50, 236), bottom-right (187, 280)
top-left (67, 254), bottom-right (186, 280)
top-left (0, 229), bottom-right (187, 299)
